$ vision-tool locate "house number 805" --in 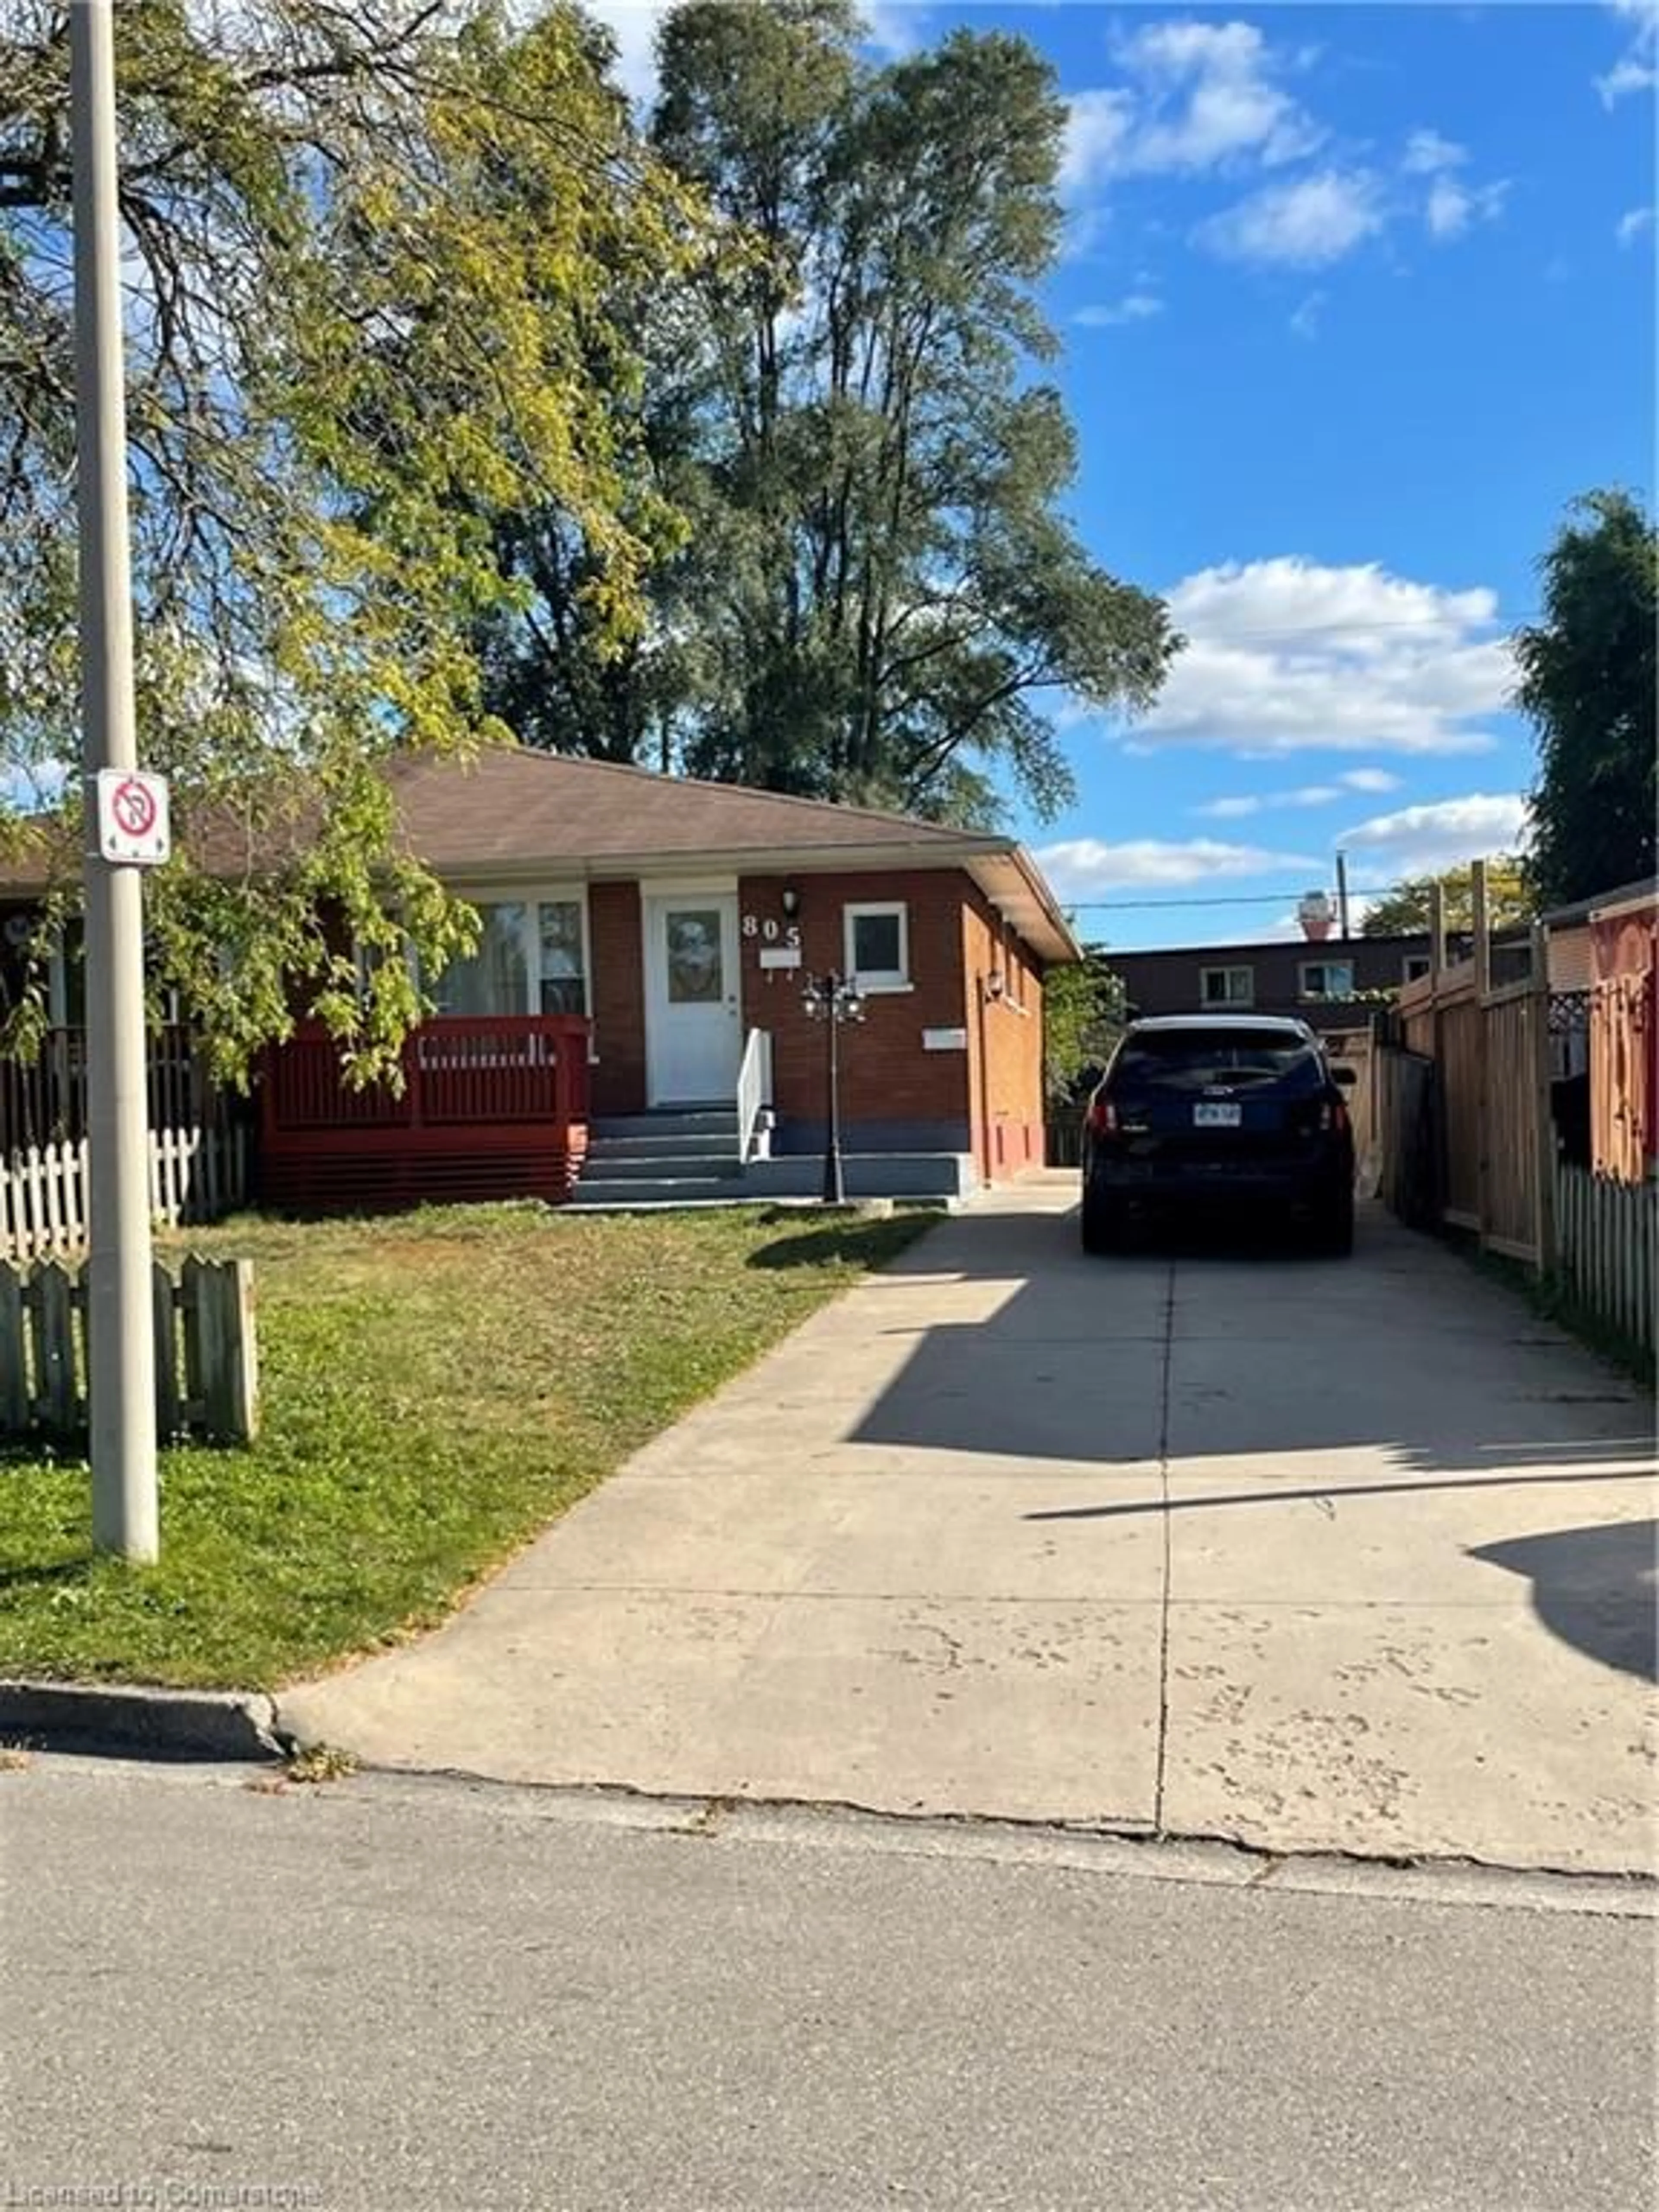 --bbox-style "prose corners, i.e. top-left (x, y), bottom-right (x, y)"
top-left (742, 915), bottom-right (800, 946)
